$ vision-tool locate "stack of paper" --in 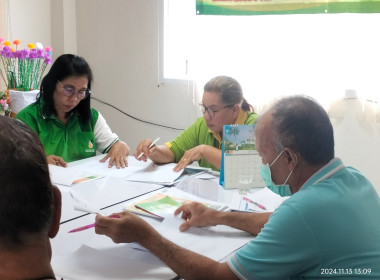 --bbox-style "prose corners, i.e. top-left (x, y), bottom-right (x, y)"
top-left (49, 156), bottom-right (153, 186)
top-left (124, 163), bottom-right (184, 185)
